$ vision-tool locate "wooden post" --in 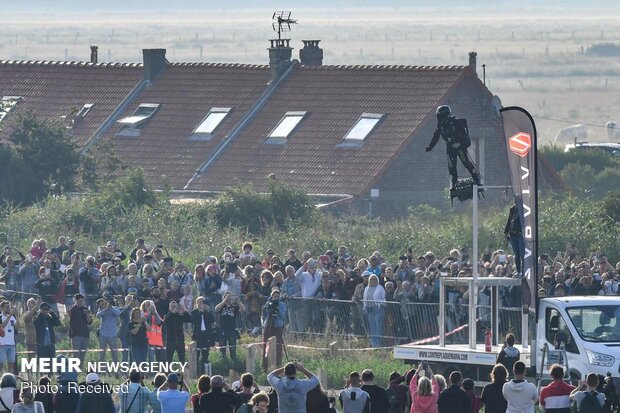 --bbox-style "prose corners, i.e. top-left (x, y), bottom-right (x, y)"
top-left (317, 368), bottom-right (328, 389)
top-left (246, 344), bottom-right (256, 374)
top-left (329, 341), bottom-right (338, 358)
top-left (187, 341), bottom-right (197, 379)
top-left (267, 336), bottom-right (277, 371)
top-left (229, 369), bottom-right (240, 383)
